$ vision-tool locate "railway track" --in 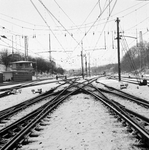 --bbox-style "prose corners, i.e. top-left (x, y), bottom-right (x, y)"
top-left (90, 82), bottom-right (149, 146)
top-left (108, 75), bottom-right (149, 85)
top-left (0, 77), bottom-right (79, 98)
top-left (0, 77), bottom-right (149, 149)
top-left (62, 78), bottom-right (149, 147)
top-left (0, 78), bottom-right (94, 150)
top-left (0, 81), bottom-right (69, 118)
top-left (96, 80), bottom-right (149, 108)
top-left (0, 77), bottom-right (81, 120)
